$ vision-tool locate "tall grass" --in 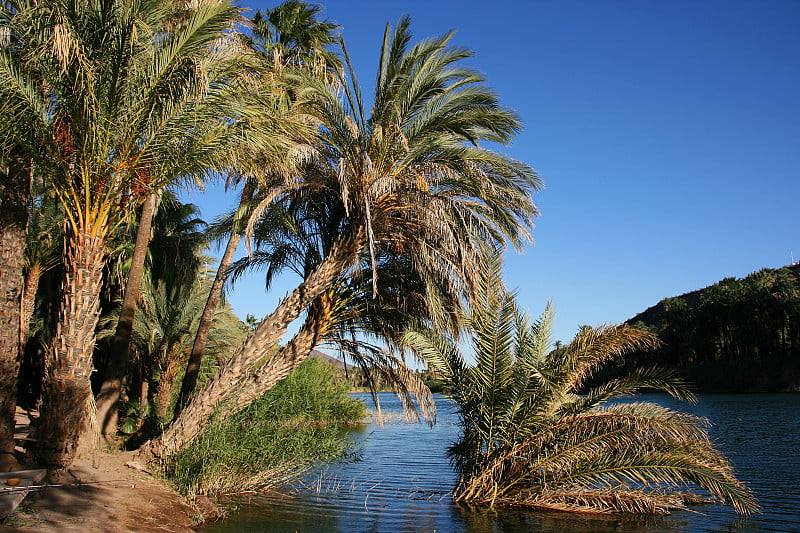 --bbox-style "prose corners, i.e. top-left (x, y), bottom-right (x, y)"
top-left (162, 358), bottom-right (366, 496)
